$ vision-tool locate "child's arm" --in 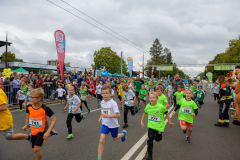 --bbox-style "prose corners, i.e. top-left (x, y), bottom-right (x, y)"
top-left (133, 96), bottom-right (136, 105)
top-left (172, 104), bottom-right (180, 115)
top-left (203, 95), bottom-right (206, 102)
top-left (16, 93), bottom-right (18, 100)
top-left (63, 102), bottom-right (69, 111)
top-left (165, 102), bottom-right (169, 108)
top-left (101, 112), bottom-right (120, 118)
top-left (141, 112), bottom-right (147, 129)
top-left (73, 102), bottom-right (81, 113)
top-left (22, 113), bottom-right (30, 131)
top-left (98, 115), bottom-right (102, 123)
top-left (43, 115), bottom-right (57, 140)
top-left (165, 112), bottom-right (173, 128)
